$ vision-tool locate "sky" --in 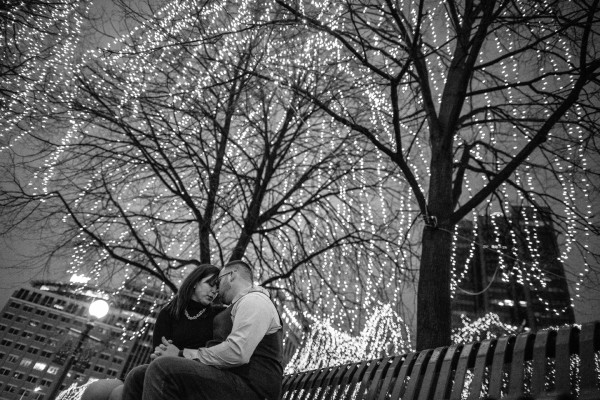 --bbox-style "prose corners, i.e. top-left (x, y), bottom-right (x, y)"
top-left (0, 0), bottom-right (124, 309)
